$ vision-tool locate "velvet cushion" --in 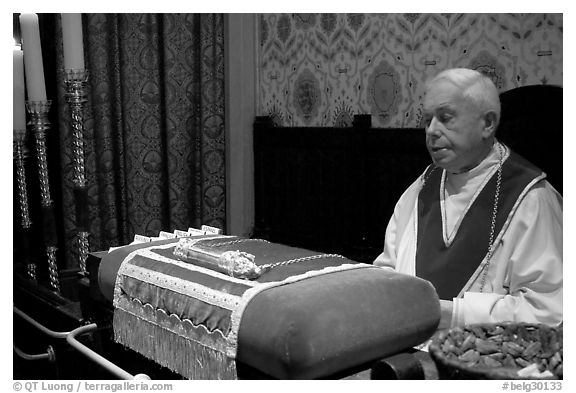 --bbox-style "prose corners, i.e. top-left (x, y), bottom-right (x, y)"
top-left (237, 266), bottom-right (440, 379)
top-left (99, 238), bottom-right (440, 379)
